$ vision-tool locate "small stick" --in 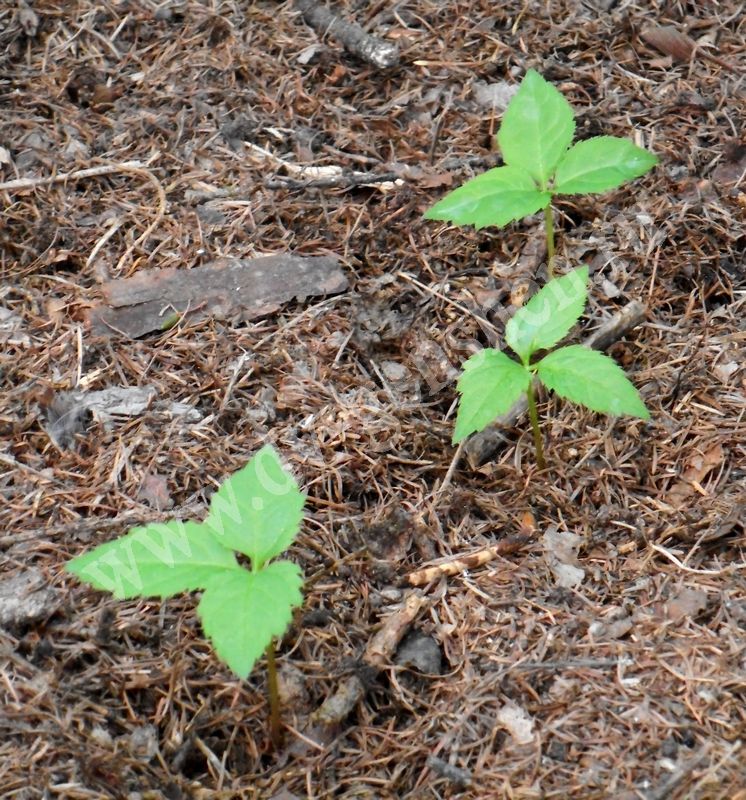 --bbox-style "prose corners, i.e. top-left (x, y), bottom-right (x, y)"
top-left (265, 170), bottom-right (402, 191)
top-left (310, 591), bottom-right (428, 729)
top-left (407, 536), bottom-right (531, 586)
top-left (0, 160), bottom-right (143, 191)
top-left (294, 0), bottom-right (399, 69)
